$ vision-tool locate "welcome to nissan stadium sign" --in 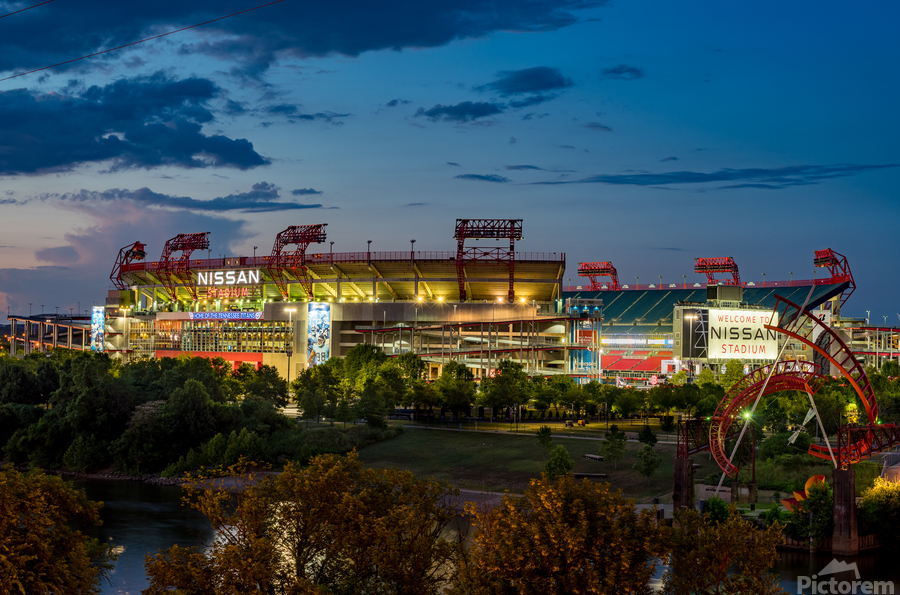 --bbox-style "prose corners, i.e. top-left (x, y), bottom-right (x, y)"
top-left (708, 309), bottom-right (779, 360)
